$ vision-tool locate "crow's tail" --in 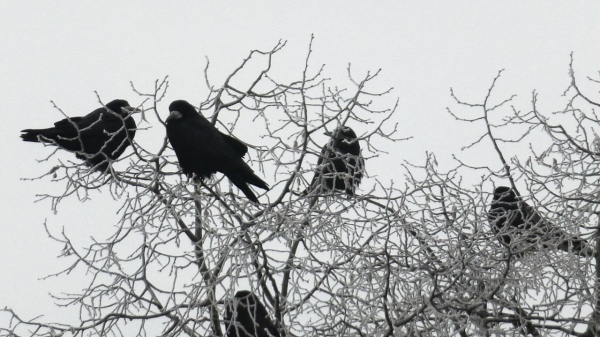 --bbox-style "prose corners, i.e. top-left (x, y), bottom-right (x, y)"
top-left (227, 171), bottom-right (264, 203)
top-left (556, 235), bottom-right (595, 257)
top-left (20, 128), bottom-right (57, 142)
top-left (243, 171), bottom-right (269, 191)
top-left (239, 184), bottom-right (260, 204)
top-left (569, 238), bottom-right (595, 257)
